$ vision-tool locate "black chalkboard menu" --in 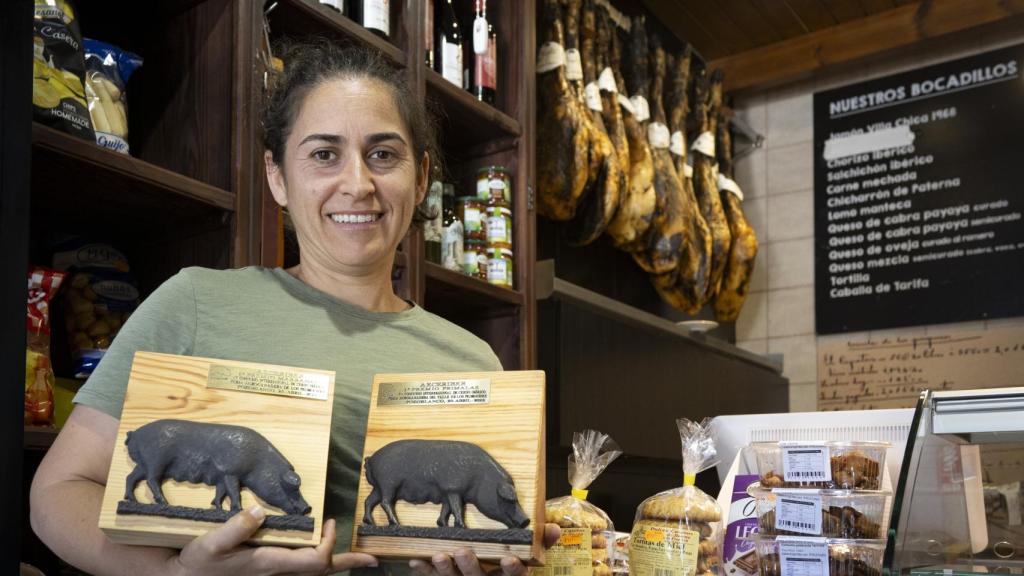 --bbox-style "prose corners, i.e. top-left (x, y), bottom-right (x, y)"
top-left (814, 43), bottom-right (1024, 334)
